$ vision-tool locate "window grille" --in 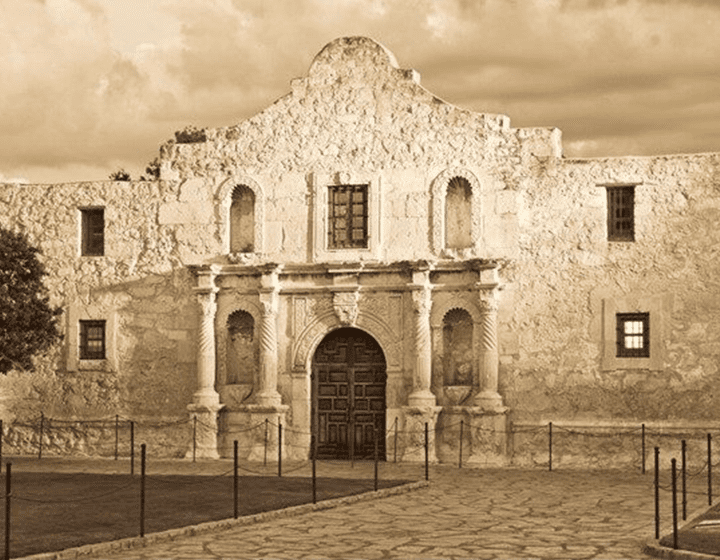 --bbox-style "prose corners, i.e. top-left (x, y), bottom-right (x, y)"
top-left (328, 185), bottom-right (368, 249)
top-left (81, 208), bottom-right (105, 256)
top-left (80, 320), bottom-right (106, 360)
top-left (616, 313), bottom-right (649, 358)
top-left (607, 186), bottom-right (635, 241)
